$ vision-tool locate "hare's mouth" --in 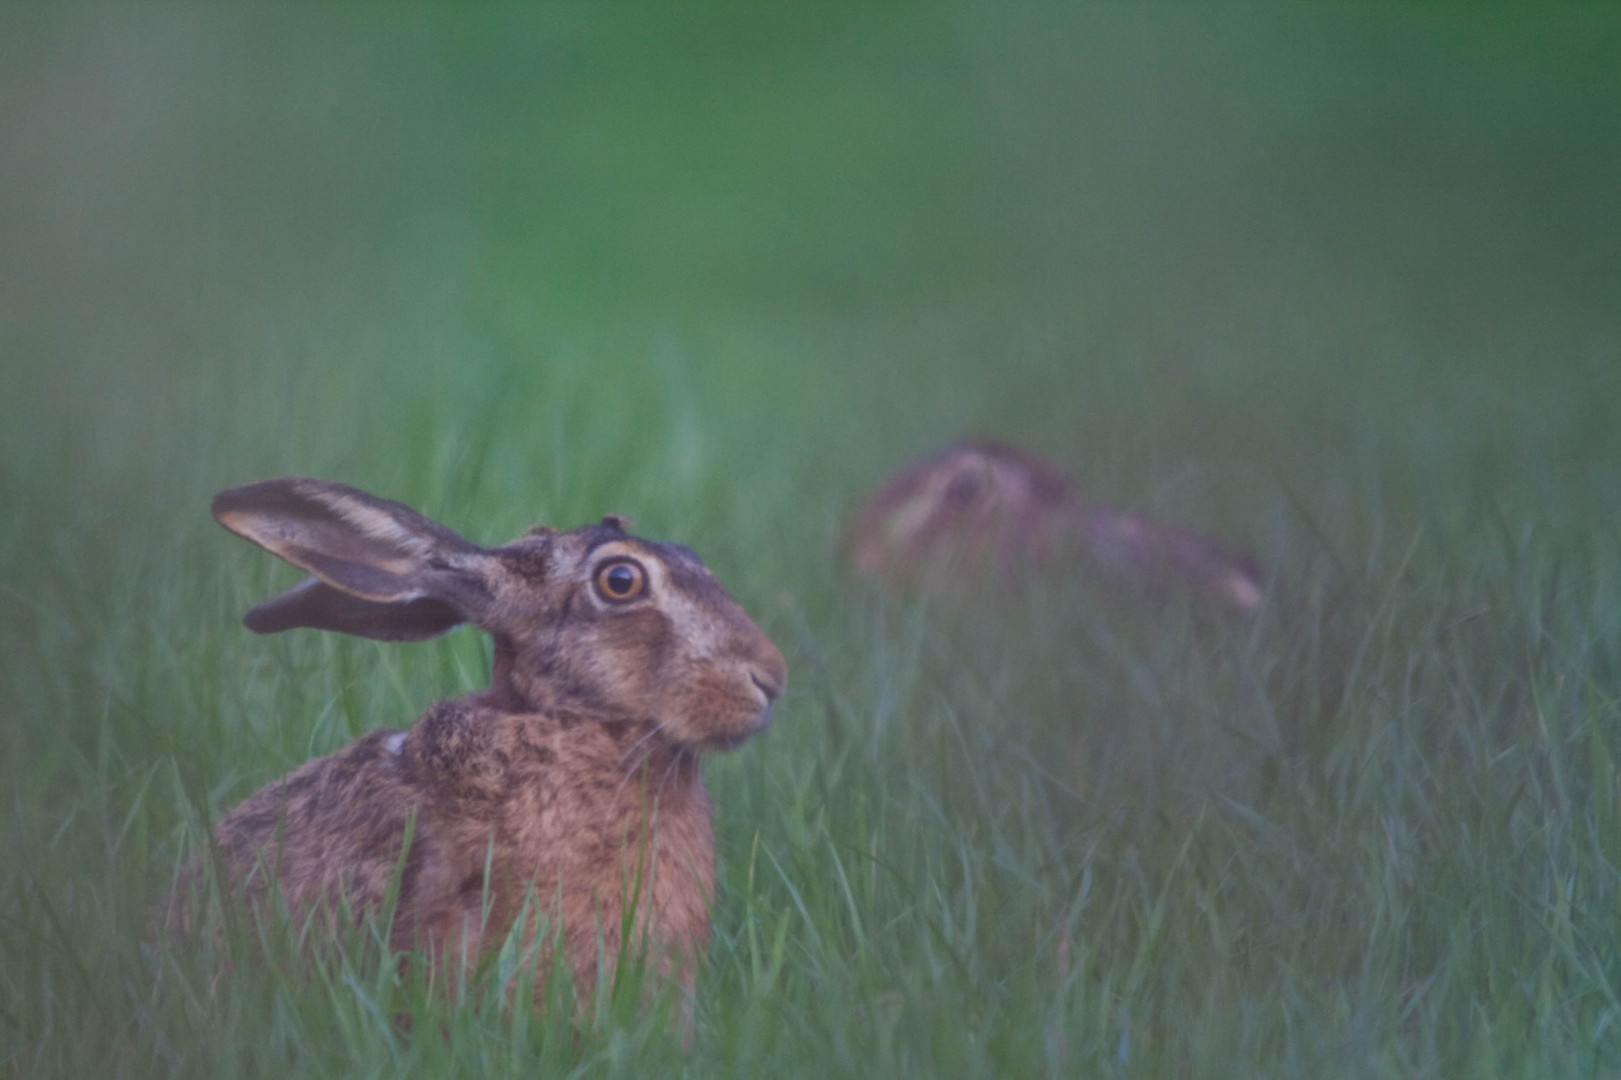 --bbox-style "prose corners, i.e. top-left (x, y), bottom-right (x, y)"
top-left (693, 697), bottom-right (775, 754)
top-left (697, 732), bottom-right (750, 752)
